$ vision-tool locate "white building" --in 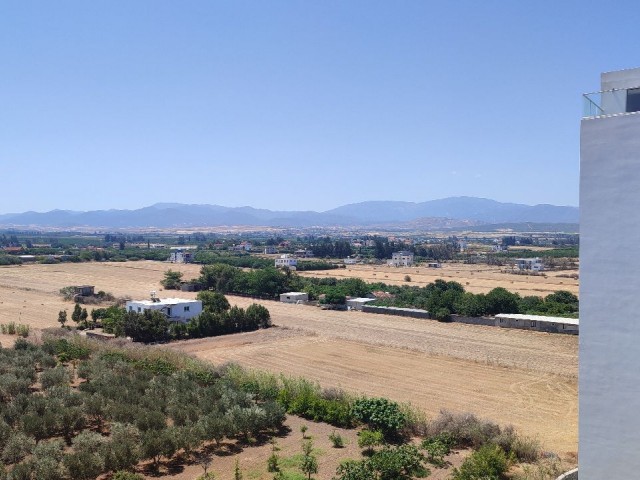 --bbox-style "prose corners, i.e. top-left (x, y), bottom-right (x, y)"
top-left (514, 257), bottom-right (543, 271)
top-left (168, 251), bottom-right (193, 263)
top-left (344, 257), bottom-right (358, 265)
top-left (389, 251), bottom-right (414, 267)
top-left (275, 254), bottom-right (297, 269)
top-left (125, 297), bottom-right (202, 323)
top-left (280, 292), bottom-right (308, 304)
top-left (346, 297), bottom-right (376, 310)
top-left (494, 313), bottom-right (578, 335)
top-left (580, 67), bottom-right (640, 479)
